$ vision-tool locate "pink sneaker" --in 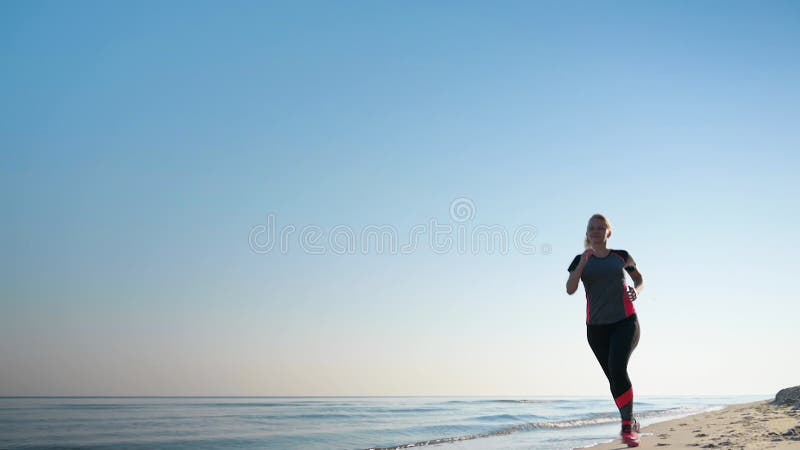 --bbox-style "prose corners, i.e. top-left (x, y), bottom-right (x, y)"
top-left (621, 419), bottom-right (640, 447)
